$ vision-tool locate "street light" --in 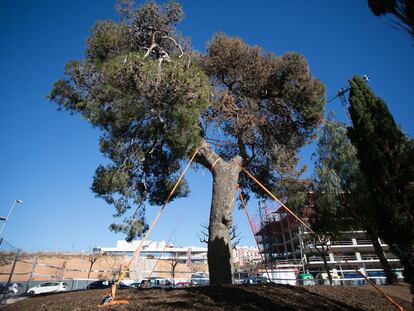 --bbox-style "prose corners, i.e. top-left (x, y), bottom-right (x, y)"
top-left (0, 199), bottom-right (24, 236)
